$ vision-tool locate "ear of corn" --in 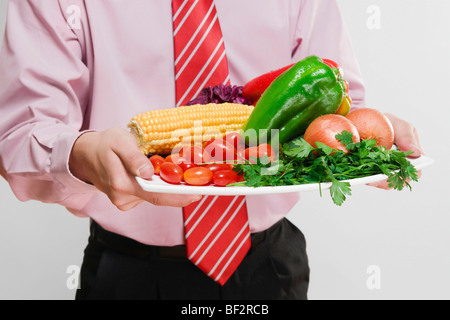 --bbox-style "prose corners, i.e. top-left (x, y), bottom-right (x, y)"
top-left (128, 103), bottom-right (254, 155)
